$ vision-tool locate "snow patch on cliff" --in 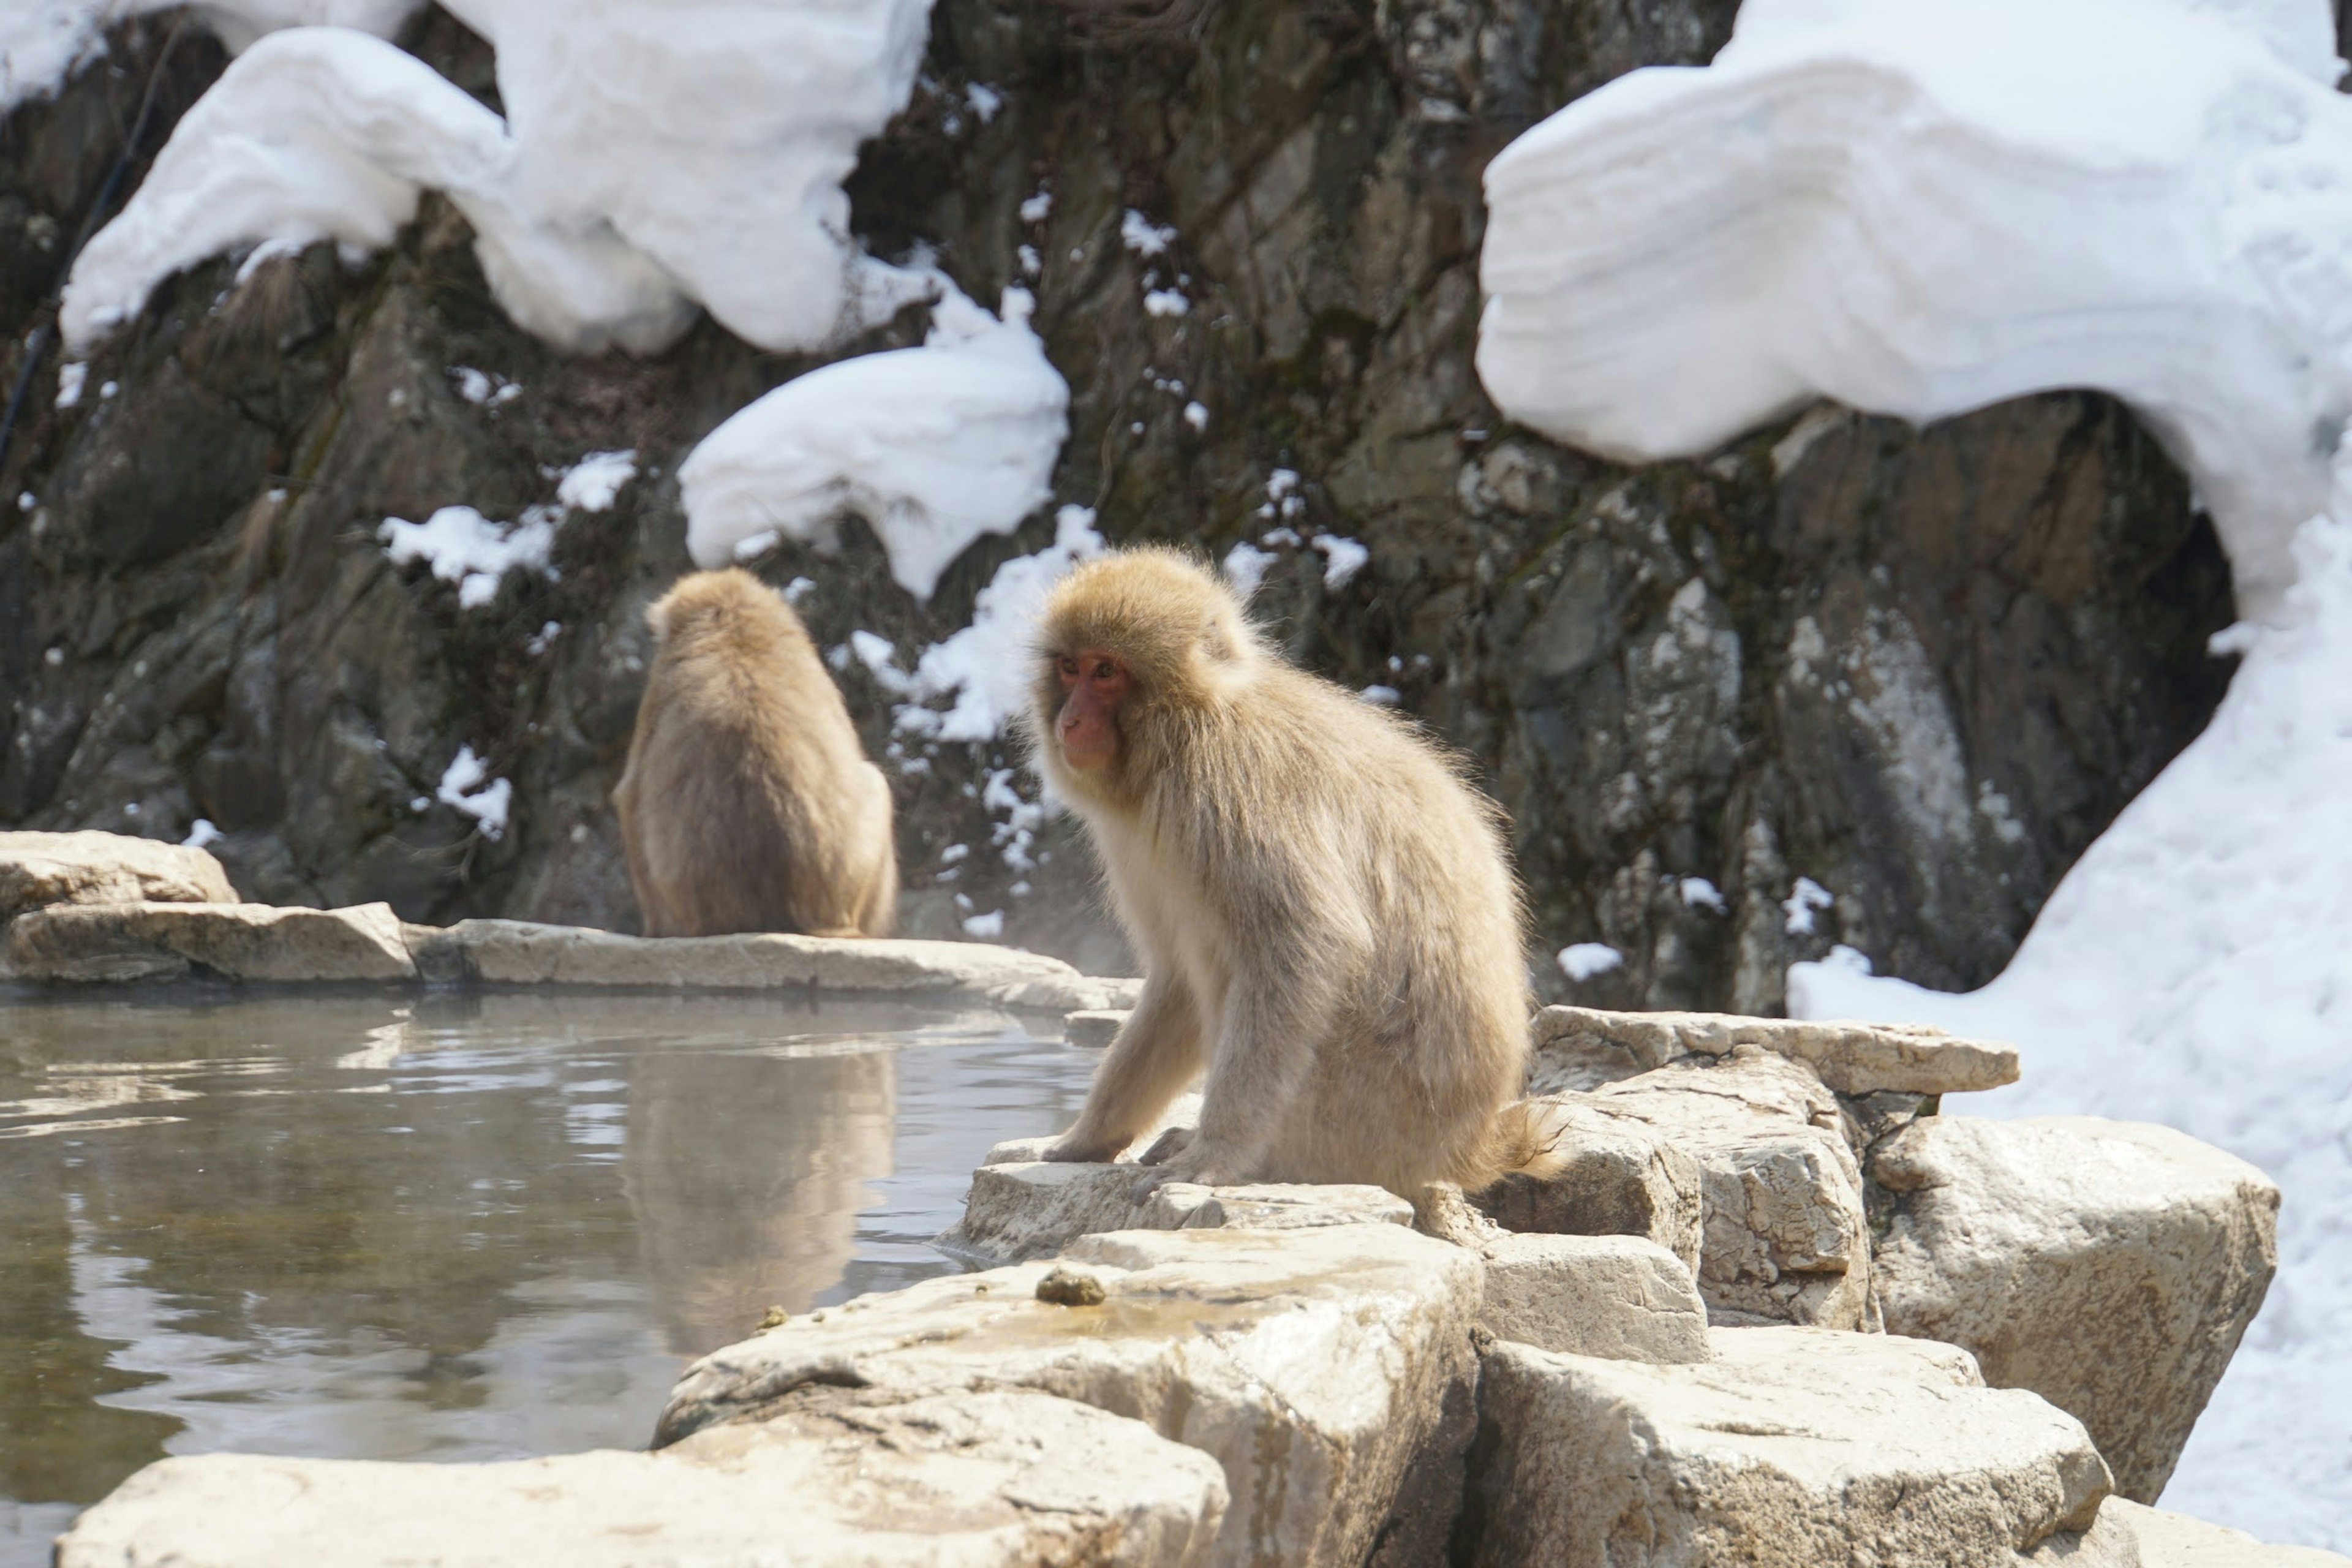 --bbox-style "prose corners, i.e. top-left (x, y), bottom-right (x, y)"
top-left (679, 287), bottom-right (1069, 602)
top-left (1, 0), bottom-right (423, 112)
top-left (1476, 0), bottom-right (2352, 617)
top-left (59, 0), bottom-right (935, 355)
